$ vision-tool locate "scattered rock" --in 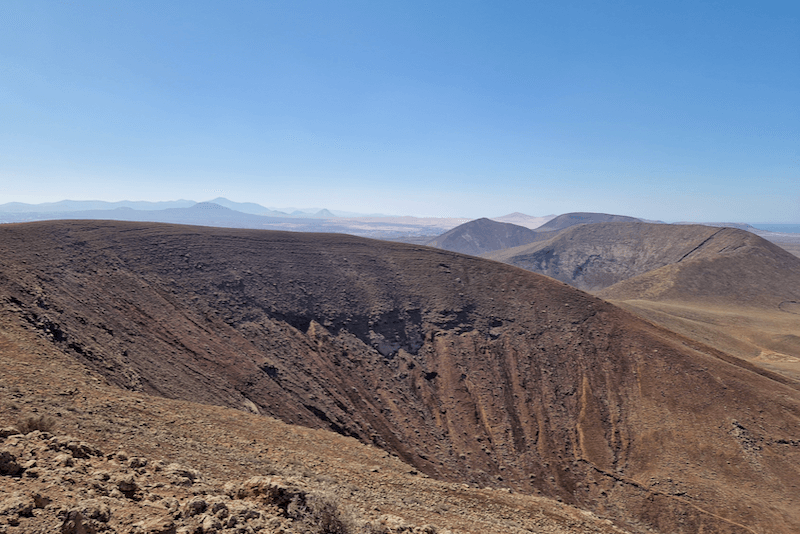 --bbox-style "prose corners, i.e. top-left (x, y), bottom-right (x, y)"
top-left (209, 501), bottom-right (228, 519)
top-left (0, 428), bottom-right (21, 440)
top-left (31, 491), bottom-right (52, 508)
top-left (115, 473), bottom-right (139, 496)
top-left (200, 513), bottom-right (221, 533)
top-left (54, 453), bottom-right (75, 467)
top-left (0, 492), bottom-right (34, 524)
top-left (182, 497), bottom-right (207, 517)
top-left (136, 514), bottom-right (176, 534)
top-left (166, 464), bottom-right (200, 486)
top-left (0, 451), bottom-right (23, 477)
top-left (129, 457), bottom-right (148, 469)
